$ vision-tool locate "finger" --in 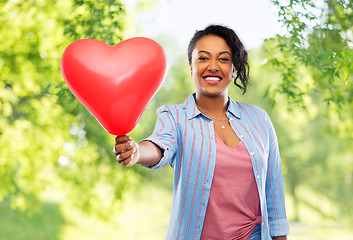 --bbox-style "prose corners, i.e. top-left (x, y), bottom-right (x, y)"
top-left (113, 144), bottom-right (128, 156)
top-left (116, 148), bottom-right (135, 162)
top-left (118, 155), bottom-right (134, 167)
top-left (115, 141), bottom-right (134, 154)
top-left (115, 135), bottom-right (132, 145)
